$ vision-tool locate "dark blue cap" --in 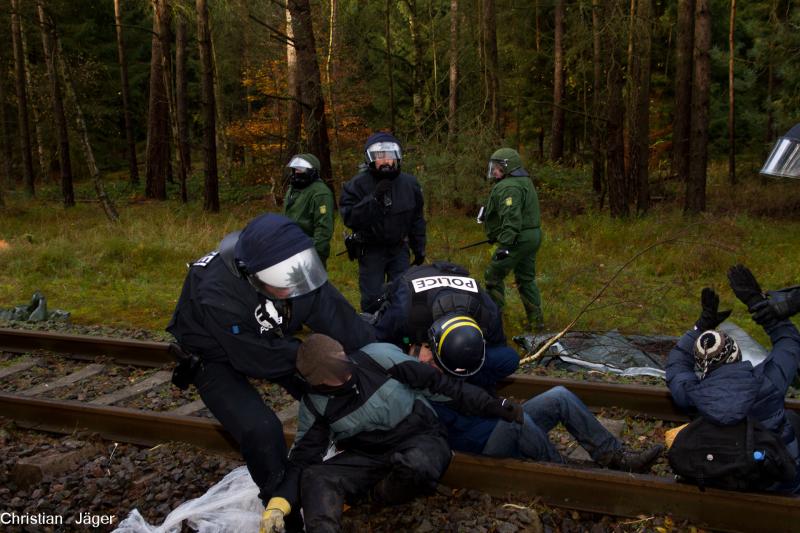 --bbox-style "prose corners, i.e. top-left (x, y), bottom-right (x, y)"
top-left (234, 213), bottom-right (313, 273)
top-left (364, 131), bottom-right (401, 152)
